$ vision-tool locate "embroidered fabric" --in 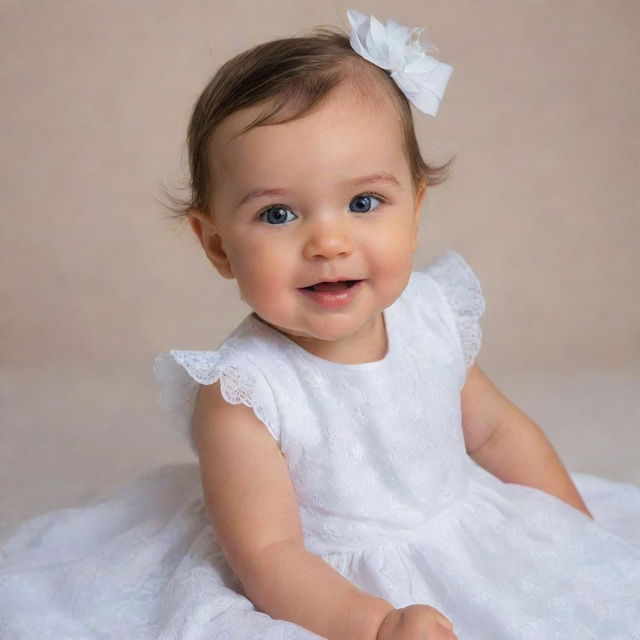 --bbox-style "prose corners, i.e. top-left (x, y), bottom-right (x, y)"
top-left (1, 249), bottom-right (639, 640)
